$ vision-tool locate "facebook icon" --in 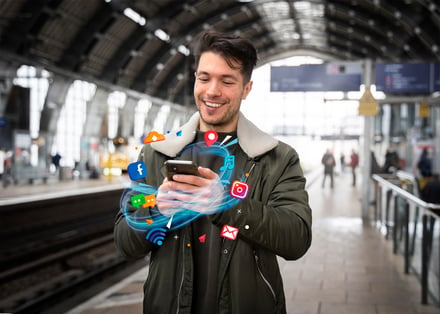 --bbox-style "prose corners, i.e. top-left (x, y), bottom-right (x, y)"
top-left (128, 161), bottom-right (147, 180)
